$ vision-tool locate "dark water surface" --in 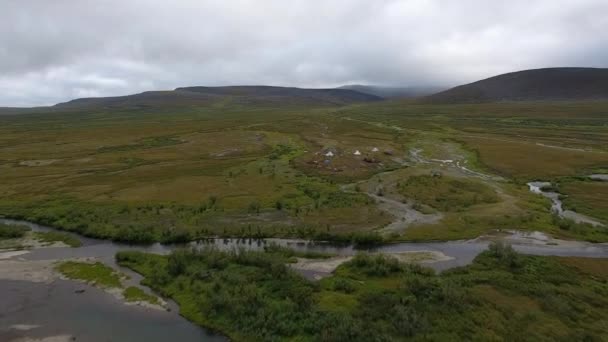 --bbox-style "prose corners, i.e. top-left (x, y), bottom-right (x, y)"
top-left (0, 279), bottom-right (225, 342)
